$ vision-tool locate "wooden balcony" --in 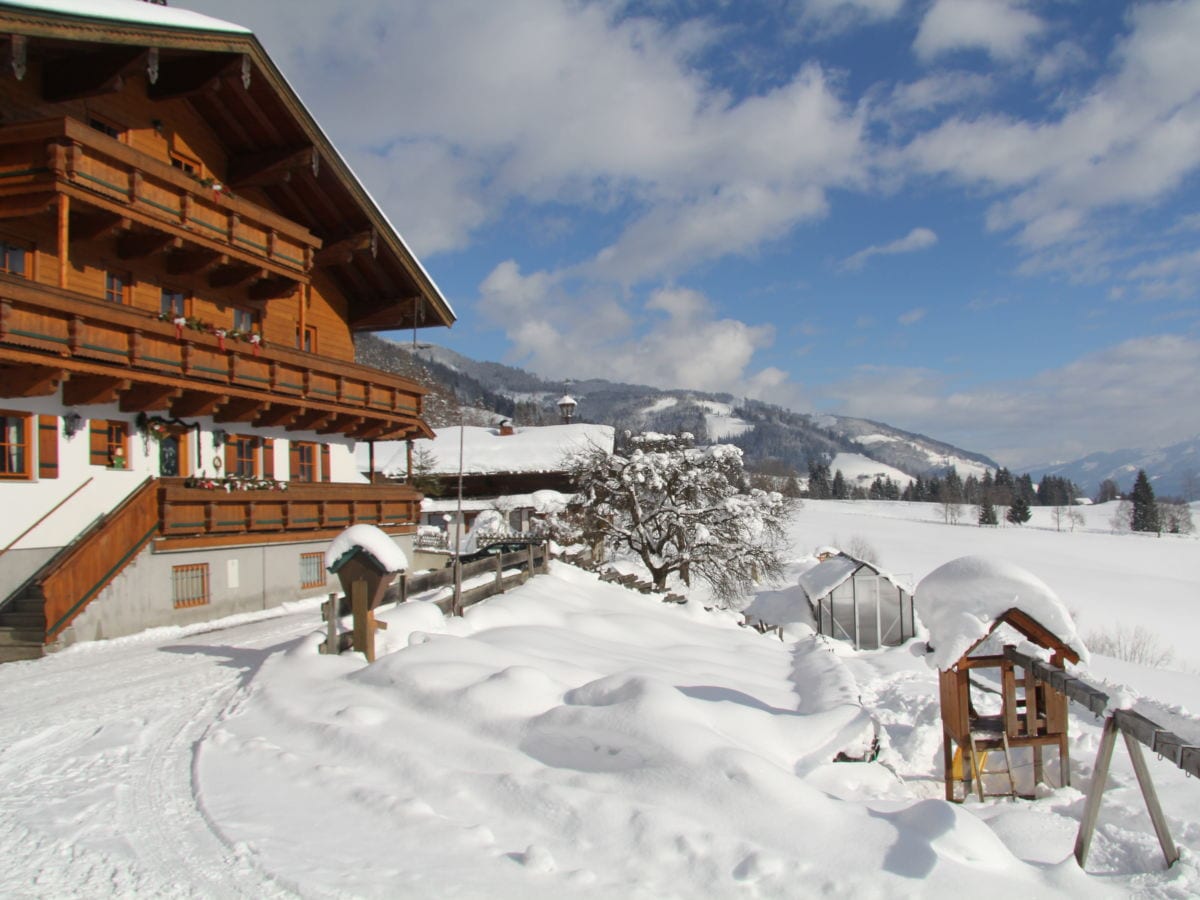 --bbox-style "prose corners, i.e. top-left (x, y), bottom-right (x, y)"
top-left (0, 117), bottom-right (318, 290)
top-left (0, 275), bottom-right (429, 439)
top-left (158, 477), bottom-right (420, 548)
